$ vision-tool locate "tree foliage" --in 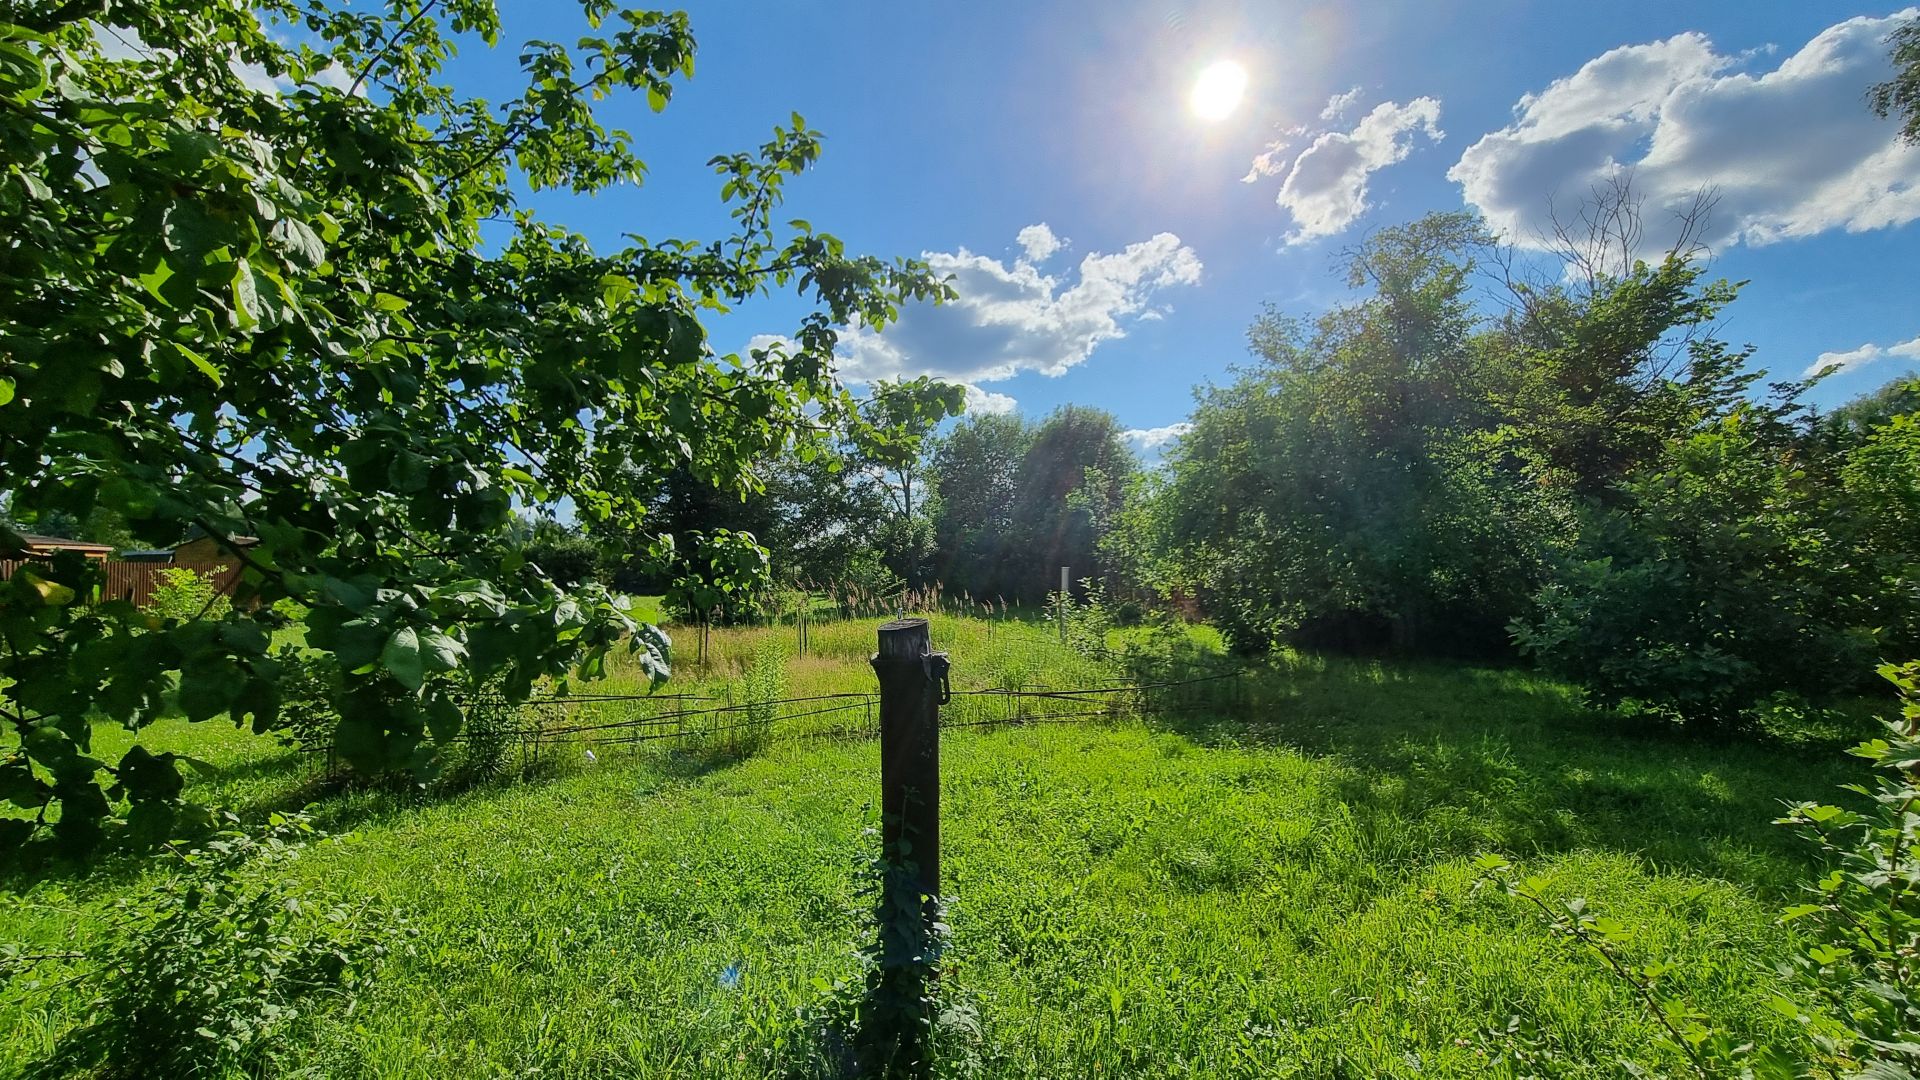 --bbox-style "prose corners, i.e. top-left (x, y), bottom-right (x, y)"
top-left (929, 406), bottom-right (1134, 604)
top-left (1131, 206), bottom-right (1920, 718)
top-left (1870, 14), bottom-right (1920, 145)
top-left (0, 0), bottom-right (954, 855)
